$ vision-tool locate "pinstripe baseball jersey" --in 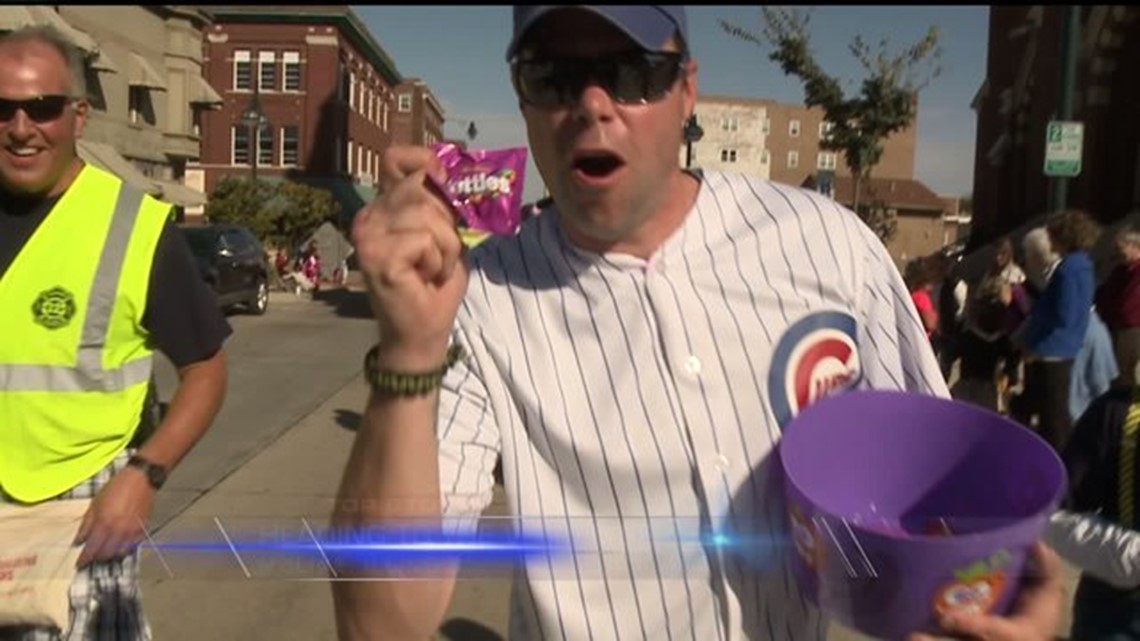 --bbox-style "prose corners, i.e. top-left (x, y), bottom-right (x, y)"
top-left (437, 170), bottom-right (949, 640)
